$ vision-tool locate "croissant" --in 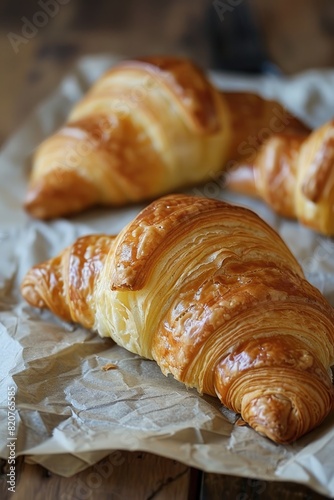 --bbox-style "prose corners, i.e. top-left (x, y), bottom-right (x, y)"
top-left (21, 194), bottom-right (334, 444)
top-left (24, 56), bottom-right (308, 219)
top-left (226, 120), bottom-right (334, 236)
